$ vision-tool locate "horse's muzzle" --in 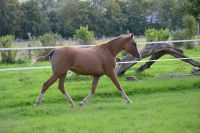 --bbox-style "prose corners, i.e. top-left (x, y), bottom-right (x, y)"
top-left (135, 53), bottom-right (141, 59)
